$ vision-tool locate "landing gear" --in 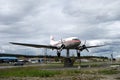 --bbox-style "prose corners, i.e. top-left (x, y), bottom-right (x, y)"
top-left (77, 53), bottom-right (80, 58)
top-left (56, 44), bottom-right (65, 58)
top-left (77, 50), bottom-right (80, 58)
top-left (57, 51), bottom-right (61, 57)
top-left (77, 50), bottom-right (81, 69)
